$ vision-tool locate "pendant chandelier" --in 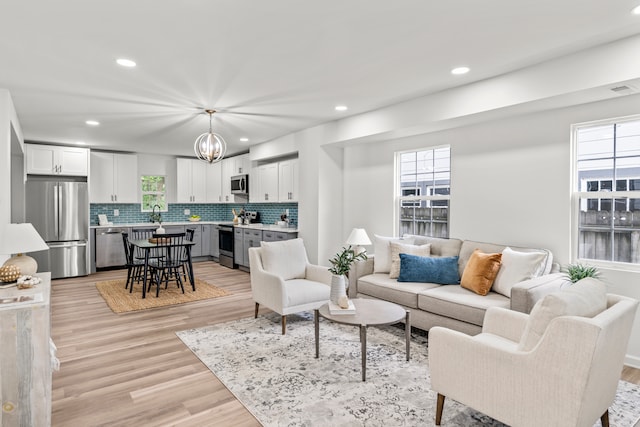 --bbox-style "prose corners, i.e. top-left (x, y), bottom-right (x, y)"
top-left (194, 109), bottom-right (227, 163)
